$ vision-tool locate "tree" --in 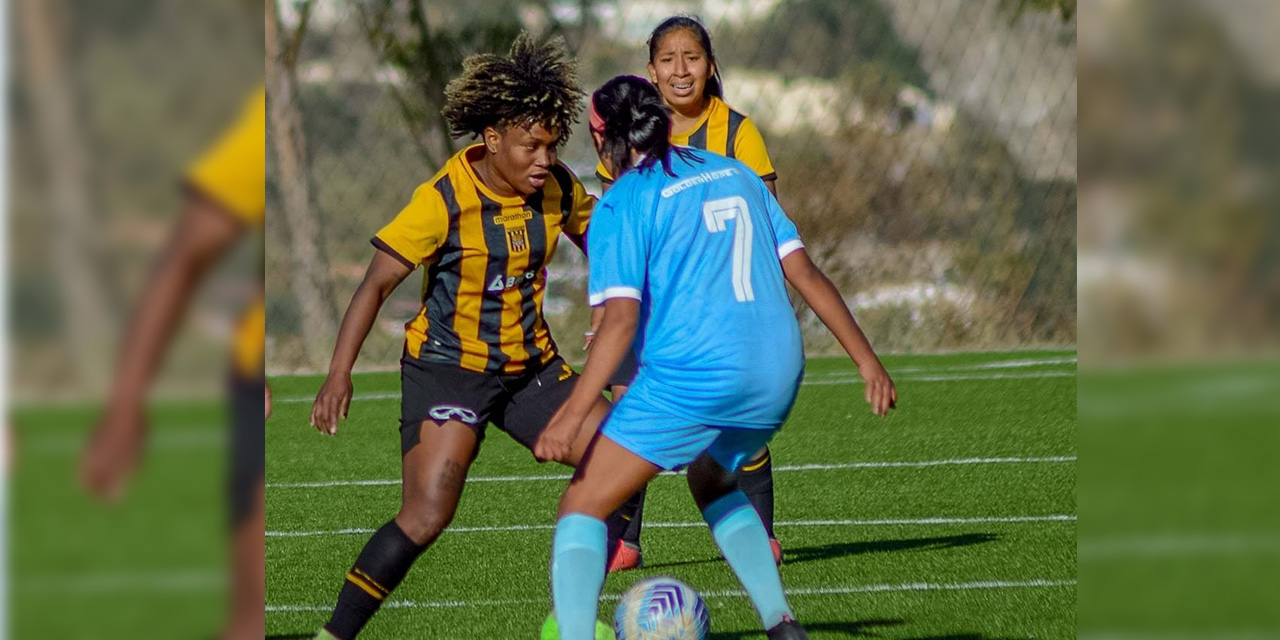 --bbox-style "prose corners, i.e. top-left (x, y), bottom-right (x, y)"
top-left (17, 0), bottom-right (119, 387)
top-left (266, 0), bottom-right (339, 369)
